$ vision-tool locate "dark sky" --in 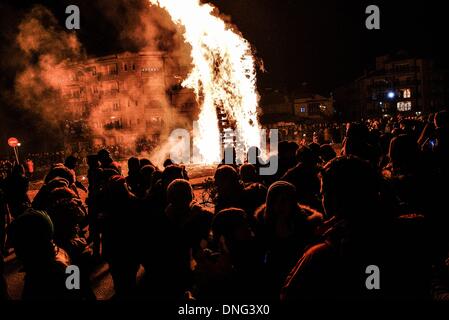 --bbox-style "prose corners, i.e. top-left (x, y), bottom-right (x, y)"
top-left (1, 0), bottom-right (448, 155)
top-left (2, 0), bottom-right (448, 92)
